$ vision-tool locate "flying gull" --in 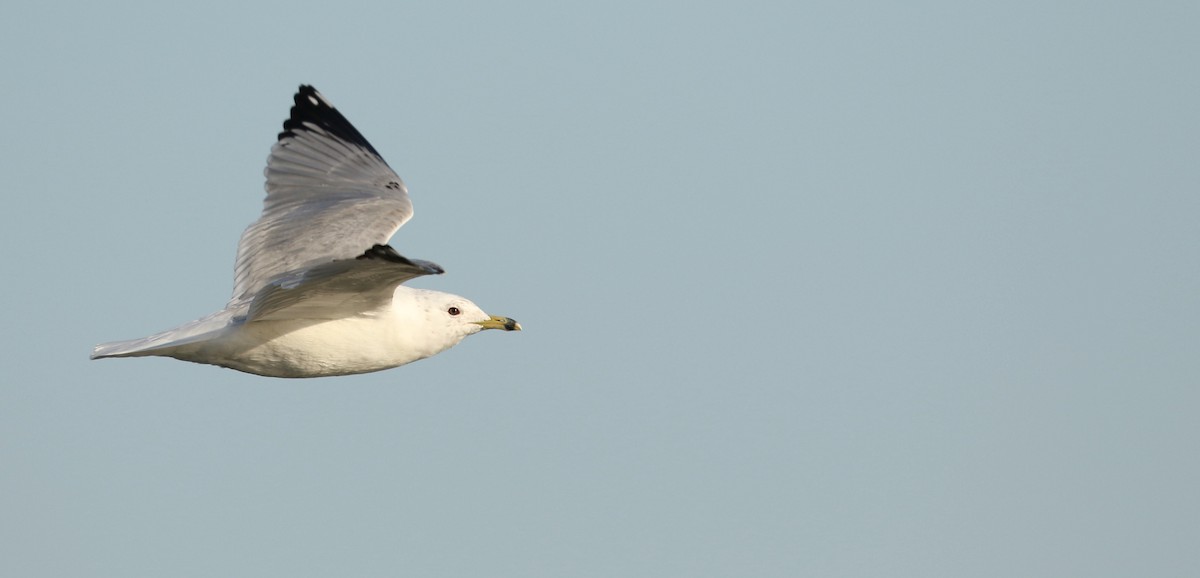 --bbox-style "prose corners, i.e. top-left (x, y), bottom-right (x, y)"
top-left (92, 85), bottom-right (520, 377)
